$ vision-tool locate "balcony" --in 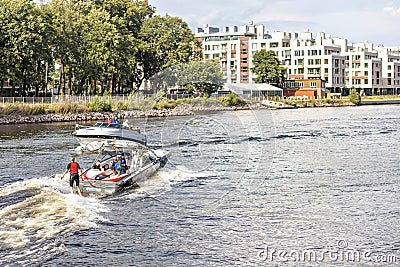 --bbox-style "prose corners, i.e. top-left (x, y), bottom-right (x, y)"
top-left (307, 73), bottom-right (321, 78)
